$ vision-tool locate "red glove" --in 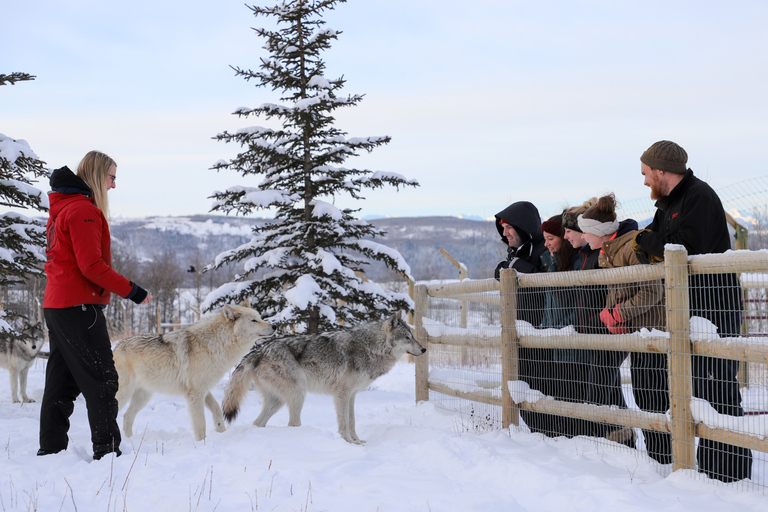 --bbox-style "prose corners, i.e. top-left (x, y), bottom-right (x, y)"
top-left (600, 305), bottom-right (629, 335)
